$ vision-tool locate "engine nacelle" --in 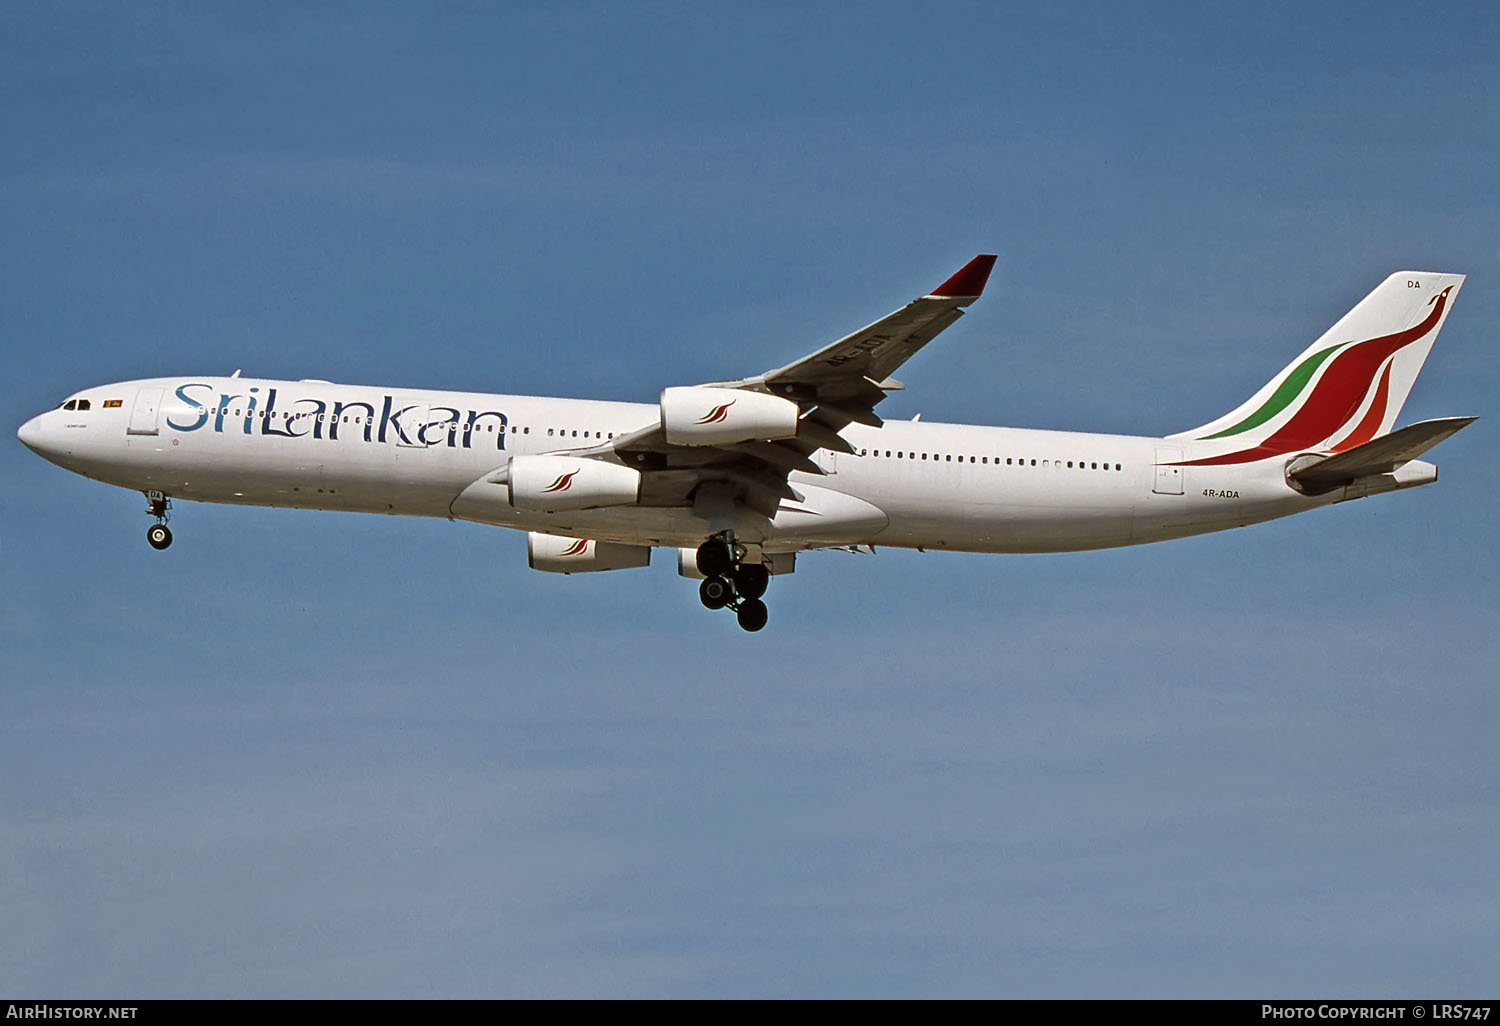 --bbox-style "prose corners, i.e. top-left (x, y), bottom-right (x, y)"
top-left (529, 533), bottom-right (651, 574)
top-left (660, 386), bottom-right (799, 446)
top-left (508, 455), bottom-right (641, 512)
